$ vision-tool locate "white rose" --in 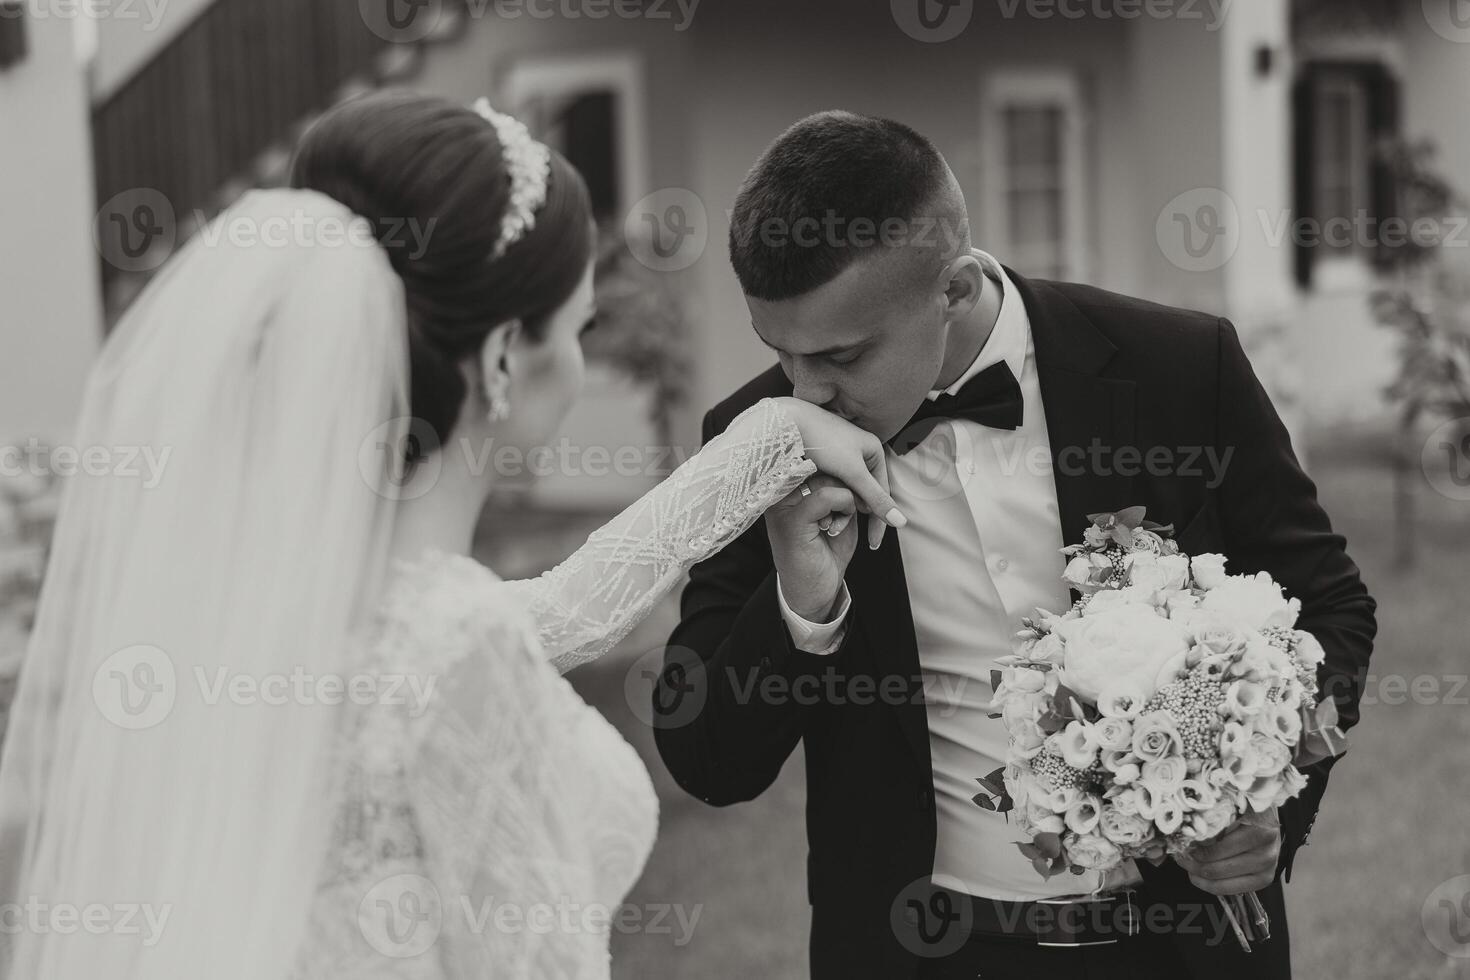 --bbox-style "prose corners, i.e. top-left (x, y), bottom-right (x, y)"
top-left (1002, 666), bottom-right (1048, 695)
top-left (1294, 630), bottom-right (1326, 669)
top-left (1111, 762), bottom-right (1141, 785)
top-left (1064, 832), bottom-right (1123, 872)
top-left (1140, 756), bottom-right (1188, 793)
top-left (1190, 553), bottom-right (1229, 589)
top-left (1026, 801), bottom-right (1065, 835)
top-left (1130, 711), bottom-right (1184, 763)
top-left (1098, 807), bottom-right (1154, 848)
top-left (1200, 572), bottom-right (1302, 631)
top-left (1056, 605), bottom-right (1191, 702)
top-left (1064, 553), bottom-right (1111, 594)
top-left (1080, 588), bottom-right (1133, 616)
top-left (1110, 785), bottom-right (1150, 817)
top-left (1165, 592), bottom-right (1202, 618)
top-left (1093, 717), bottom-right (1134, 752)
top-left (1156, 554), bottom-right (1192, 590)
top-left (1249, 732), bottom-right (1292, 776)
